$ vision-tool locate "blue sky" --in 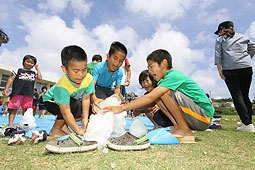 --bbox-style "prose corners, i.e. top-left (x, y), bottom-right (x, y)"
top-left (1, 0), bottom-right (255, 98)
